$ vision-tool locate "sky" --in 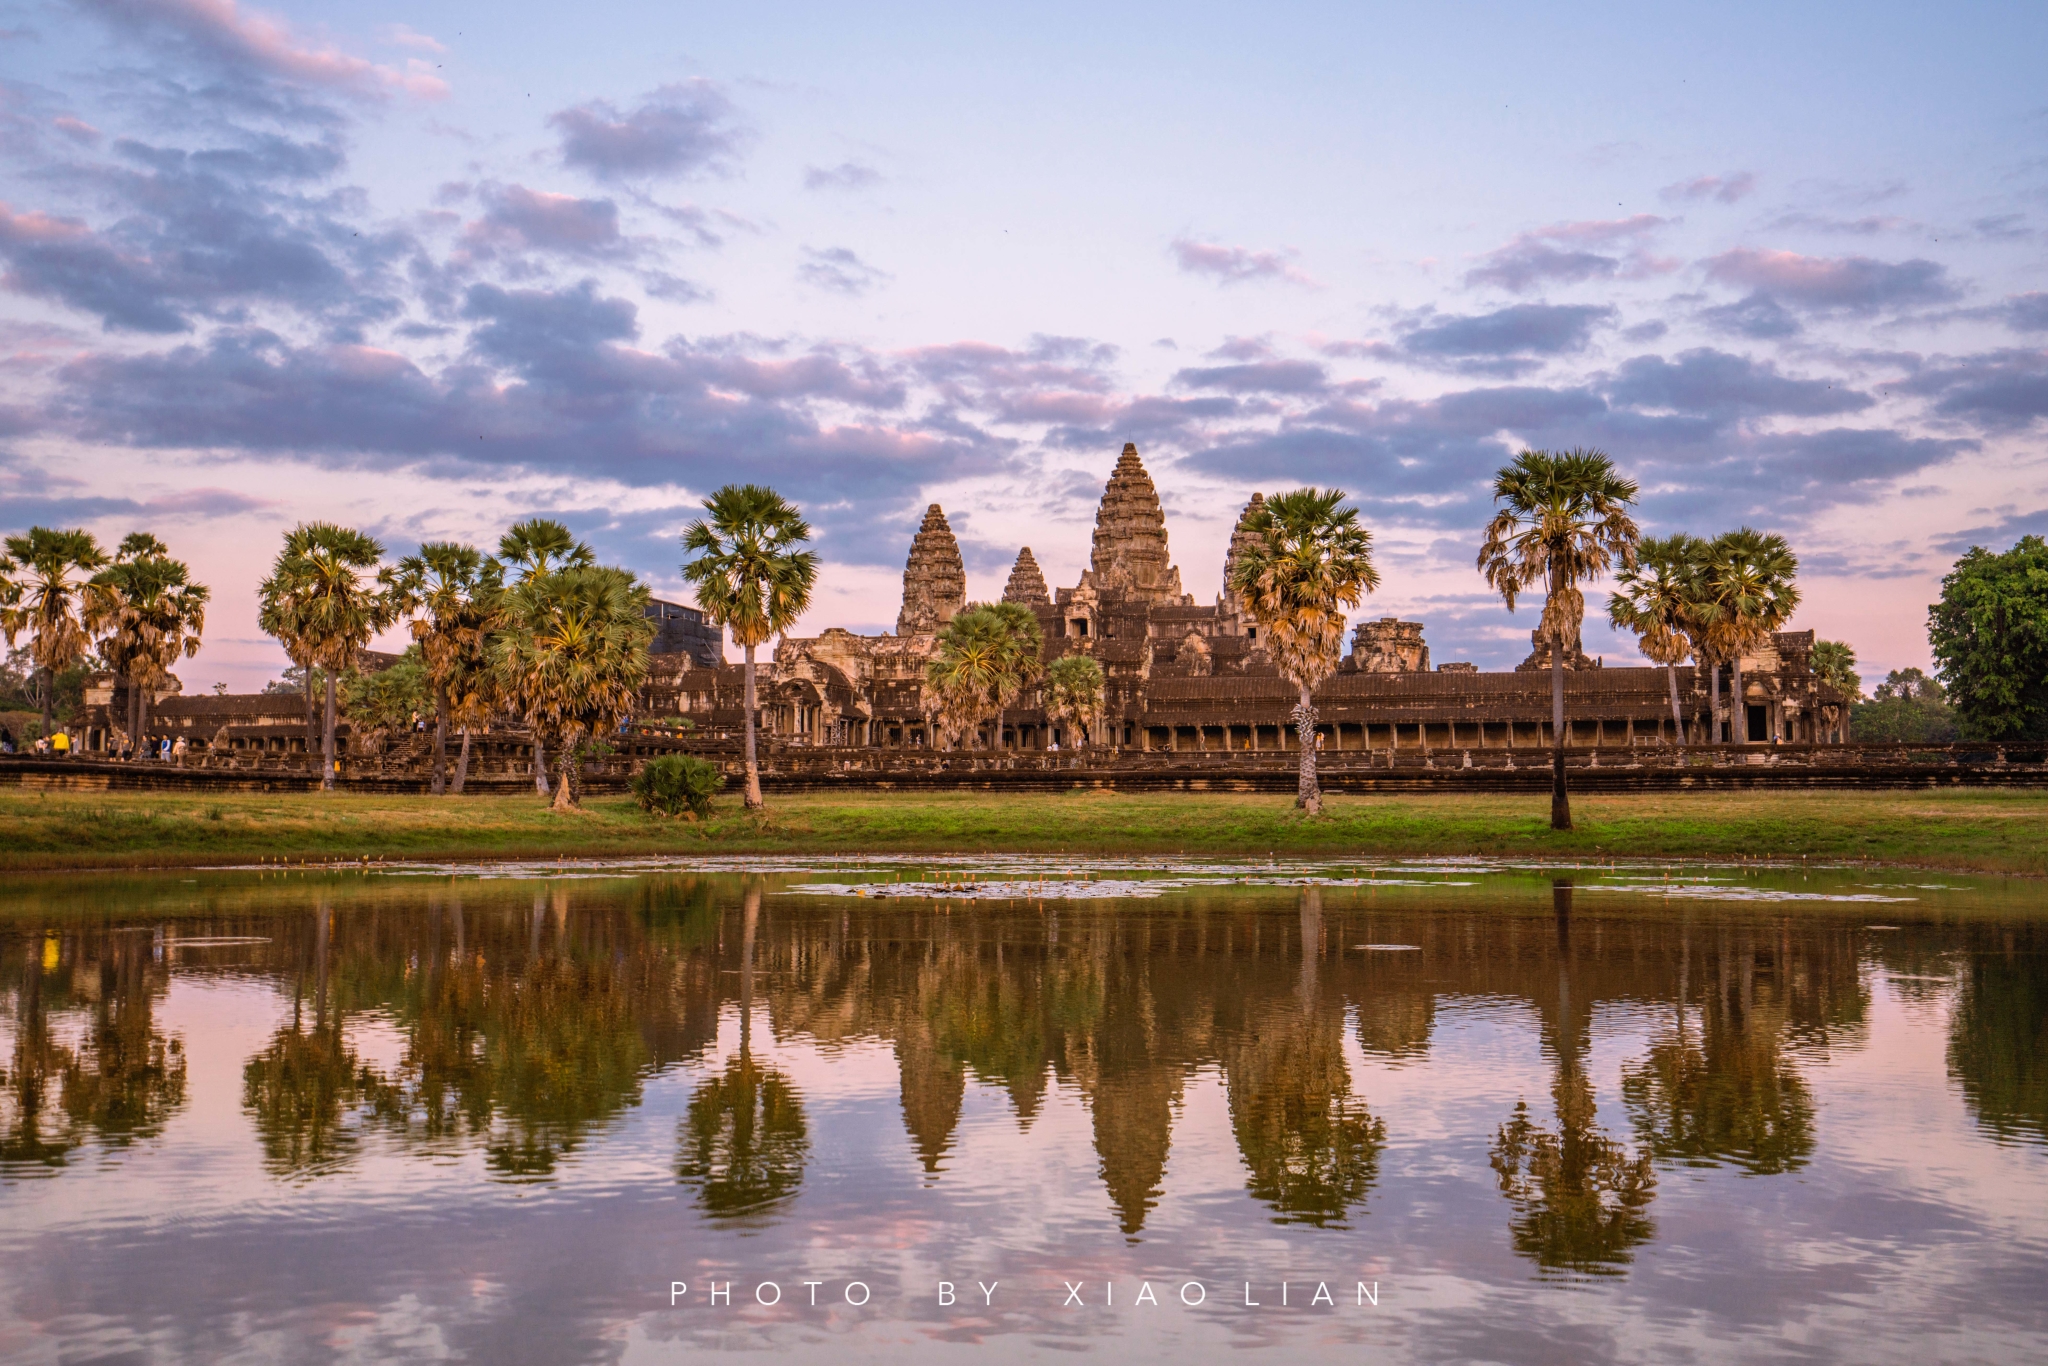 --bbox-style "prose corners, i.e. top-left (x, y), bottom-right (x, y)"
top-left (1, 0), bottom-right (2043, 693)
